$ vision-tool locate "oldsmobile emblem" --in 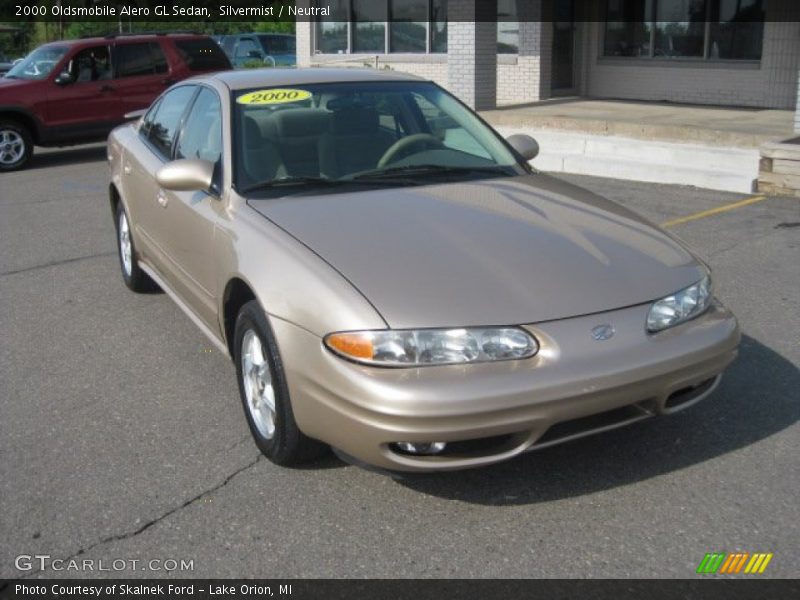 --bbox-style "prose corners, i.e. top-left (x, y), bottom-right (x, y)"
top-left (591, 324), bottom-right (615, 341)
